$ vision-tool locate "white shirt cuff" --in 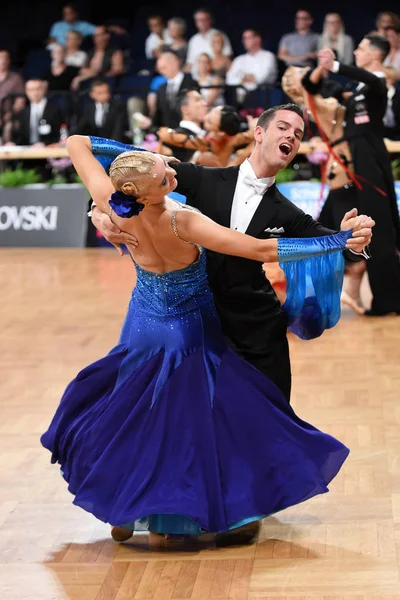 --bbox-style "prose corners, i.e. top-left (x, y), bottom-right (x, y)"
top-left (332, 60), bottom-right (340, 73)
top-left (87, 200), bottom-right (97, 217)
top-left (349, 248), bottom-right (369, 259)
